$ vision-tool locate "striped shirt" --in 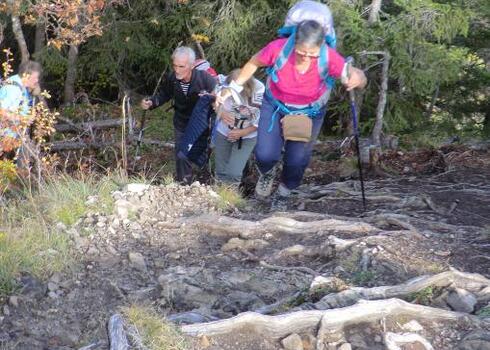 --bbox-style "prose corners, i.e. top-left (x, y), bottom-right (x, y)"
top-left (179, 81), bottom-right (190, 95)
